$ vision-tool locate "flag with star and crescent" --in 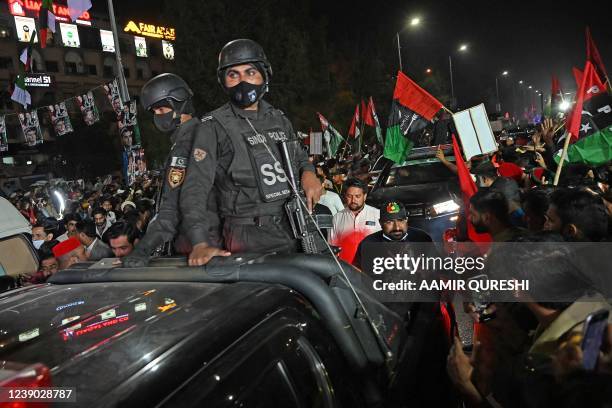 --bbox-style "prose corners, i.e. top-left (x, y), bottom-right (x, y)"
top-left (556, 62), bottom-right (612, 166)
